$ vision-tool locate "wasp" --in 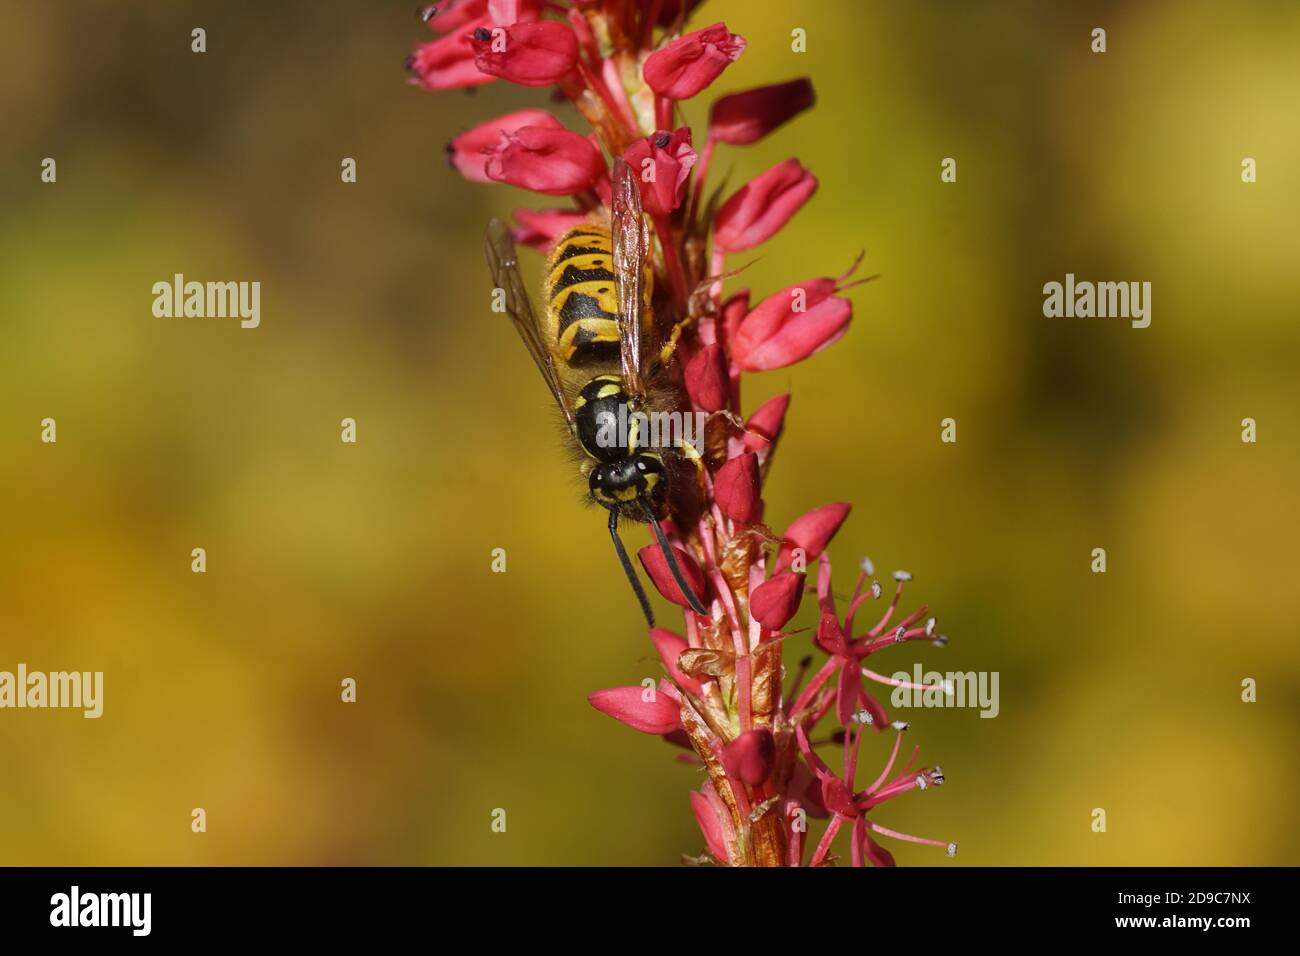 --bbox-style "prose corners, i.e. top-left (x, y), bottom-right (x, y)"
top-left (483, 160), bottom-right (709, 626)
